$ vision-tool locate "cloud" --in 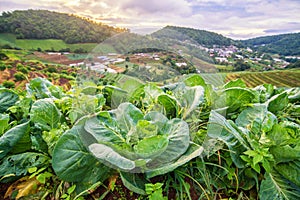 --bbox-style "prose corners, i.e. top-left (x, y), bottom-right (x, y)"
top-left (0, 0), bottom-right (300, 39)
top-left (121, 0), bottom-right (191, 15)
